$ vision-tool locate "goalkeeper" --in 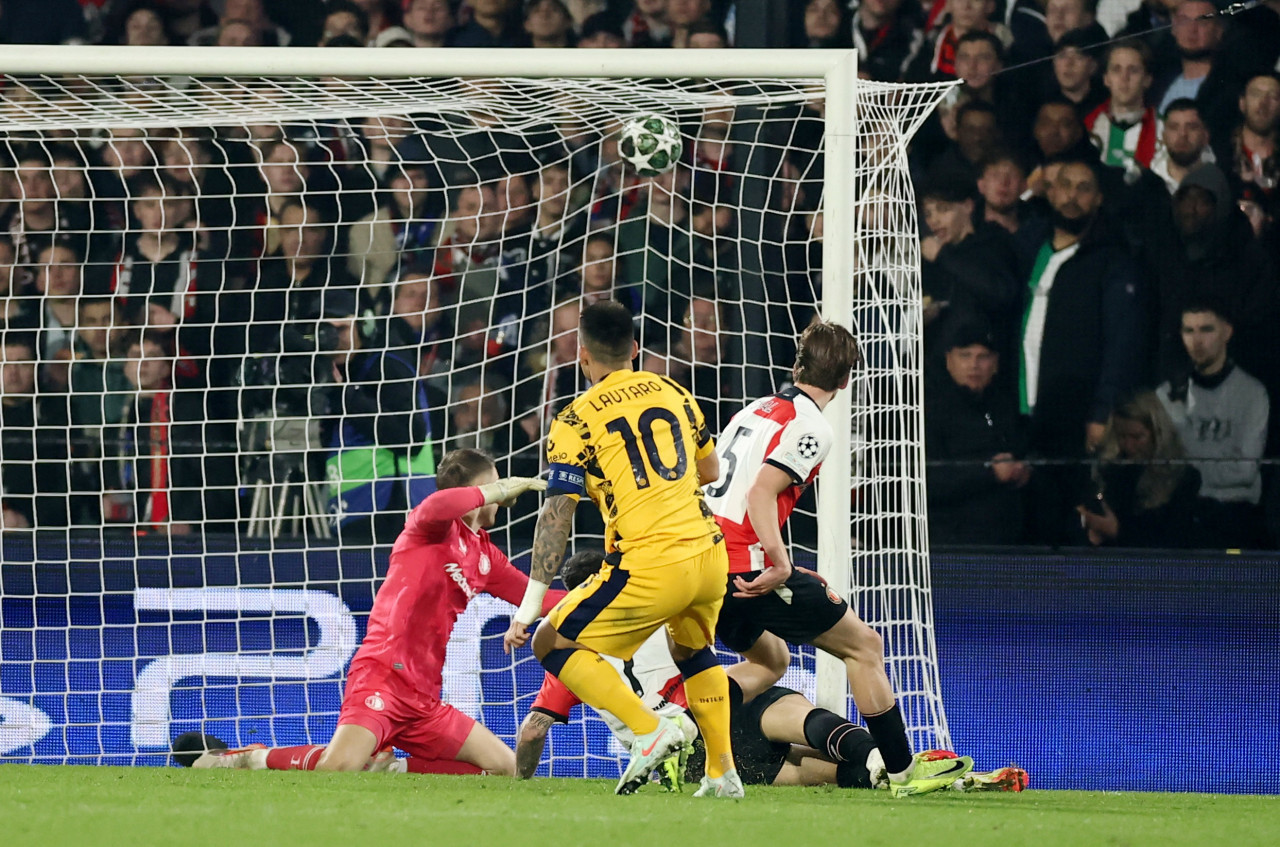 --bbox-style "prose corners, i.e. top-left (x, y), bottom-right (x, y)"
top-left (176, 449), bottom-right (559, 776)
top-left (516, 552), bottom-right (1025, 793)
